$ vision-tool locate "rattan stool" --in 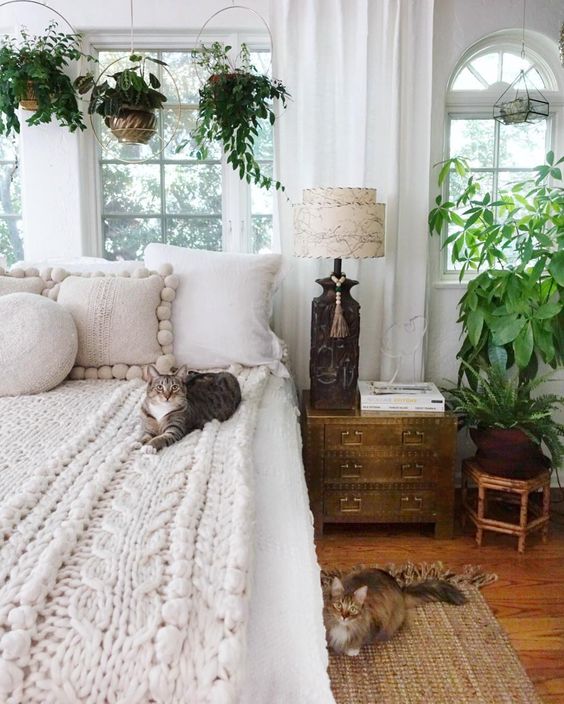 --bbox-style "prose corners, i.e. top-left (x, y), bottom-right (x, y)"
top-left (461, 458), bottom-right (550, 553)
